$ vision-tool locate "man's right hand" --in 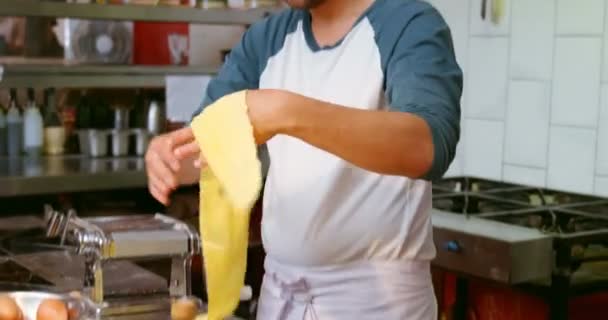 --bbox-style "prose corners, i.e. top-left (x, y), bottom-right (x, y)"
top-left (145, 127), bottom-right (200, 205)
